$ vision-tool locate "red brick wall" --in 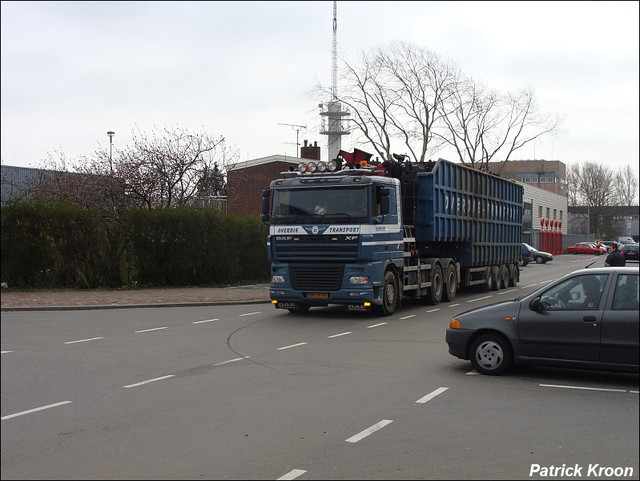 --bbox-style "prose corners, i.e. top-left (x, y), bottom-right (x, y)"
top-left (227, 161), bottom-right (295, 215)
